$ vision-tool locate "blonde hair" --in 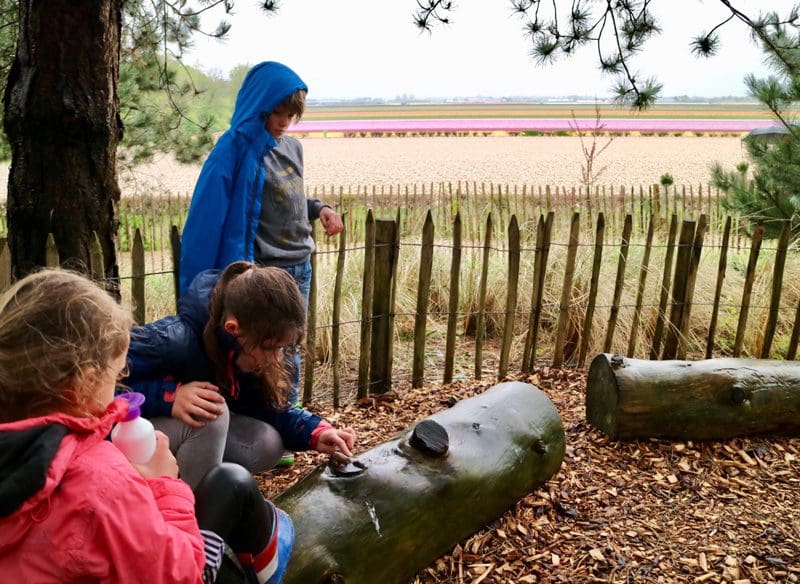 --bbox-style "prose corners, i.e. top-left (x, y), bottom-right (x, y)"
top-left (0, 269), bottom-right (133, 422)
top-left (203, 262), bottom-right (306, 409)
